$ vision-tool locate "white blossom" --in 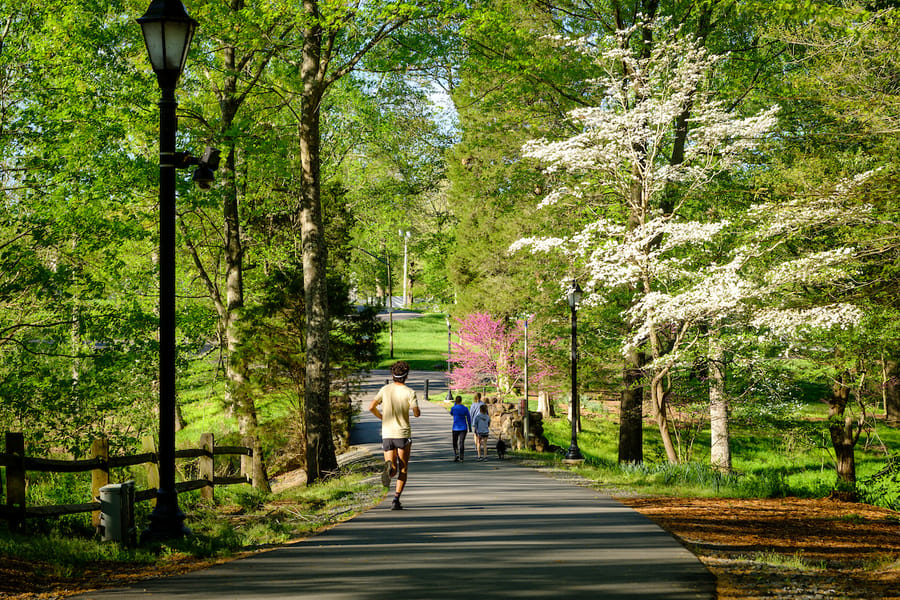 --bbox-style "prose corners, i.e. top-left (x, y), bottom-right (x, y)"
top-left (507, 236), bottom-right (566, 255)
top-left (750, 304), bottom-right (864, 338)
top-left (747, 170), bottom-right (879, 238)
top-left (764, 247), bottom-right (857, 287)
